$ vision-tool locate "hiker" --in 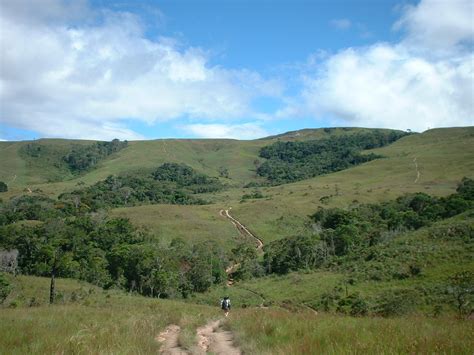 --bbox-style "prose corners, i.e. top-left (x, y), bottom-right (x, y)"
top-left (221, 296), bottom-right (231, 317)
